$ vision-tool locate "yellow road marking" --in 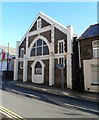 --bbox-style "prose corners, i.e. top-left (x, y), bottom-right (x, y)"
top-left (0, 110), bottom-right (13, 118)
top-left (0, 106), bottom-right (25, 120)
